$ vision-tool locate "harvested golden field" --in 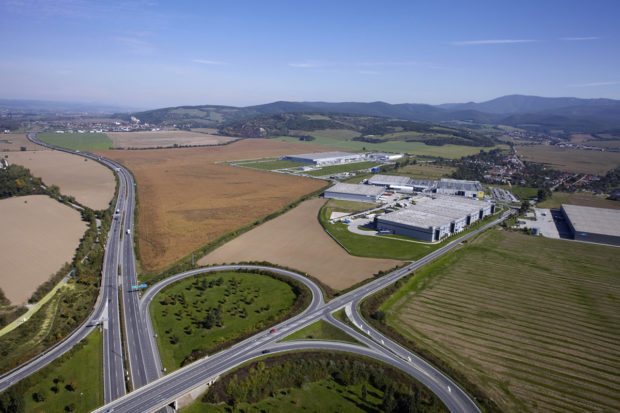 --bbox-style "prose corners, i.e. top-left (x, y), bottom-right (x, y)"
top-left (98, 139), bottom-right (337, 273)
top-left (2, 151), bottom-right (115, 210)
top-left (382, 230), bottom-right (620, 412)
top-left (0, 133), bottom-right (51, 152)
top-left (517, 144), bottom-right (620, 174)
top-left (0, 195), bottom-right (87, 305)
top-left (108, 130), bottom-right (237, 149)
top-left (199, 198), bottom-right (402, 290)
